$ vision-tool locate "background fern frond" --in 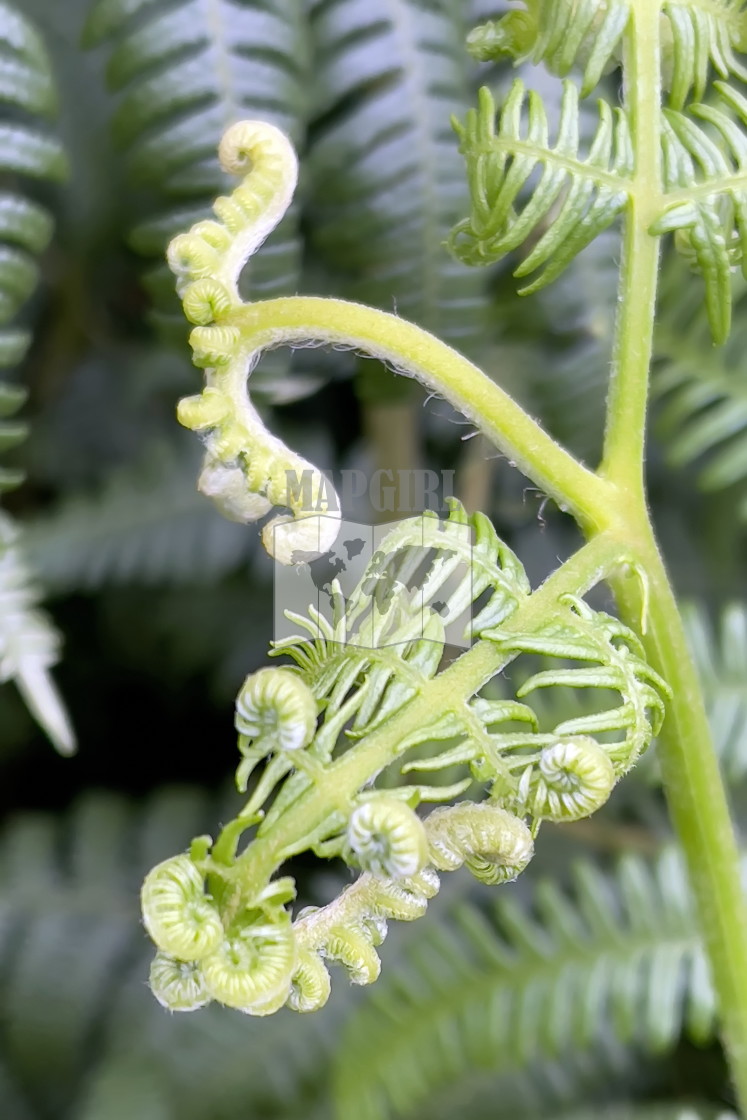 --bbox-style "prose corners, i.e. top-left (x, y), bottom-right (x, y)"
top-left (0, 786), bottom-right (346, 1118)
top-left (450, 78), bottom-right (633, 293)
top-left (0, 3), bottom-right (71, 754)
top-left (680, 600), bottom-right (747, 784)
top-left (333, 847), bottom-right (718, 1120)
top-left (652, 276), bottom-right (747, 508)
top-left (306, 0), bottom-right (491, 356)
top-left (83, 0), bottom-right (309, 348)
top-left (22, 441), bottom-right (253, 592)
top-left (0, 514), bottom-right (74, 755)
